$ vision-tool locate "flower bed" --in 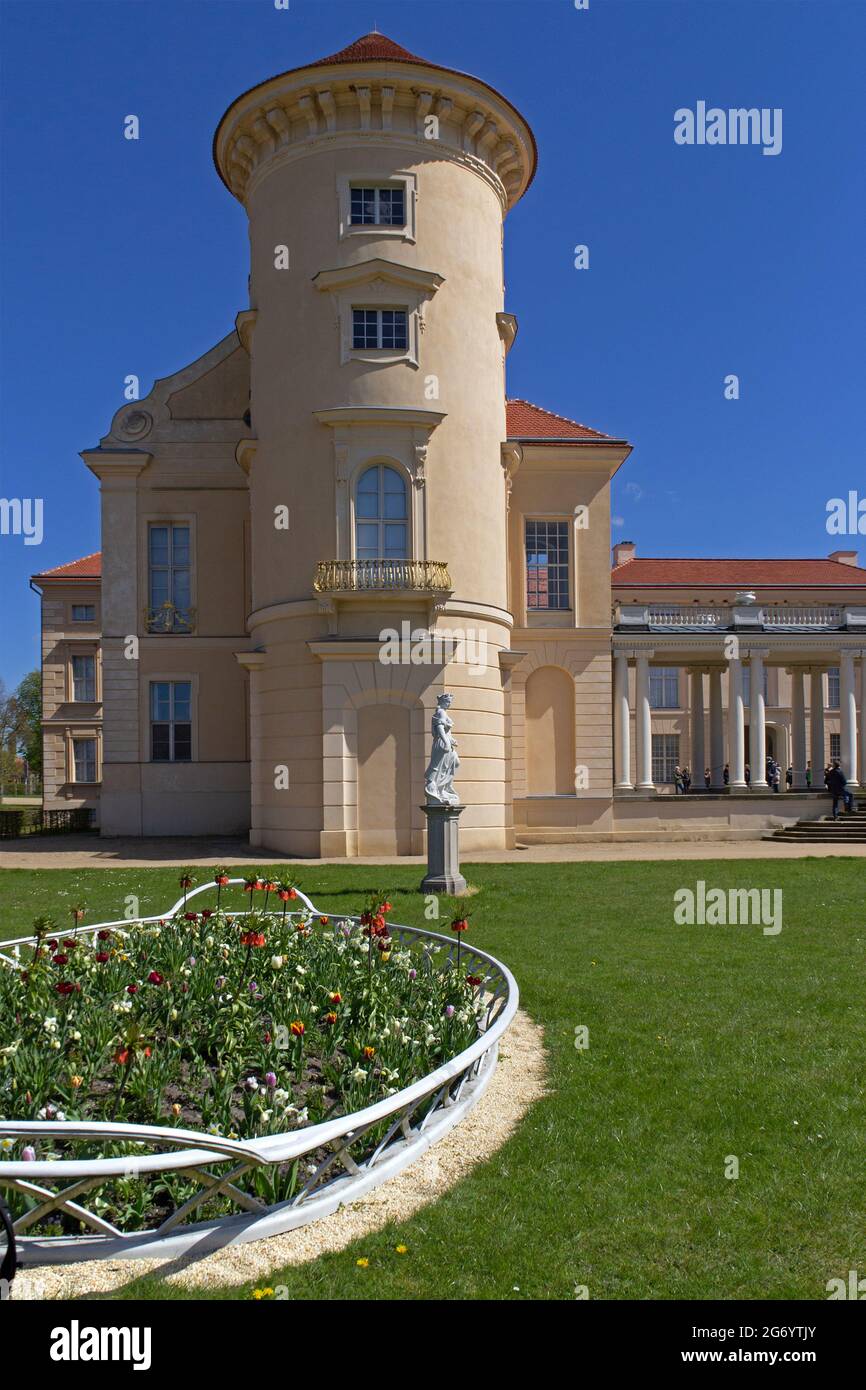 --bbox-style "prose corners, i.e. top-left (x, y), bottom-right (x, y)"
top-left (0, 878), bottom-right (516, 1262)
